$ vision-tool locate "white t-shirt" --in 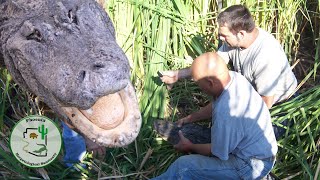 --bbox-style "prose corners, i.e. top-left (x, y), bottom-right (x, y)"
top-left (218, 28), bottom-right (297, 103)
top-left (211, 71), bottom-right (278, 160)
